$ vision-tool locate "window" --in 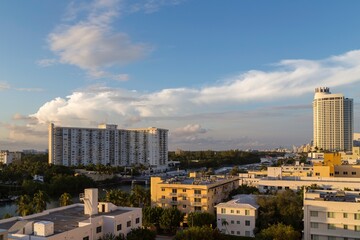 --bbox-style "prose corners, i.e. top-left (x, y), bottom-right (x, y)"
top-left (183, 205), bottom-right (186, 209)
top-left (245, 231), bottom-right (250, 236)
top-left (344, 224), bottom-right (348, 229)
top-left (310, 211), bottom-right (318, 217)
top-left (335, 171), bottom-right (339, 175)
top-left (328, 224), bottom-right (336, 230)
top-left (315, 172), bottom-right (320, 176)
top-left (343, 213), bottom-right (348, 218)
top-left (221, 208), bottom-right (226, 214)
top-left (194, 198), bottom-right (201, 203)
top-left (182, 189), bottom-right (186, 192)
top-left (236, 210), bottom-right (240, 214)
top-left (161, 203), bottom-right (165, 207)
top-left (231, 220), bottom-right (234, 224)
top-left (245, 220), bottom-right (250, 226)
top-left (127, 221), bottom-right (131, 227)
top-left (236, 231), bottom-right (240, 235)
top-left (96, 226), bottom-right (102, 233)
top-left (231, 231), bottom-right (234, 234)
top-left (182, 196), bottom-right (186, 200)
top-left (230, 210), bottom-right (234, 213)
top-left (194, 206), bottom-right (201, 211)
top-left (161, 195), bottom-right (165, 199)
top-left (352, 172), bottom-right (357, 175)
top-left (277, 186), bottom-right (282, 190)
top-left (136, 217), bottom-right (140, 224)
top-left (161, 188), bottom-right (165, 191)
top-left (237, 221), bottom-right (240, 224)
top-left (83, 237), bottom-right (89, 240)
top-left (327, 212), bottom-right (335, 218)
top-left (172, 189), bottom-right (177, 193)
top-left (194, 189), bottom-right (201, 194)
top-left (117, 224), bottom-right (122, 231)
top-left (172, 197), bottom-right (177, 202)
top-left (245, 210), bottom-right (250, 215)
top-left (328, 237), bottom-right (336, 240)
top-left (356, 225), bottom-right (360, 231)
top-left (343, 171), bottom-right (348, 175)
top-left (355, 213), bottom-right (360, 220)
top-left (311, 222), bottom-right (318, 228)
top-left (311, 235), bottom-right (319, 240)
